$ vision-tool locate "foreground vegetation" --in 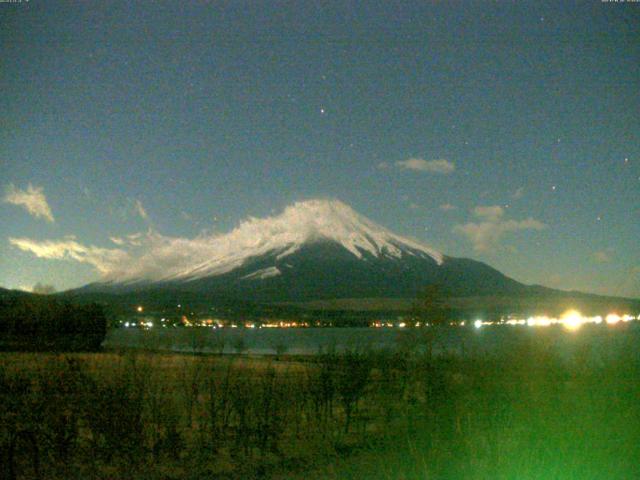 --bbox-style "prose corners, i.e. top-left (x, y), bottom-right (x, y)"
top-left (1, 326), bottom-right (639, 479)
top-left (0, 291), bottom-right (106, 351)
